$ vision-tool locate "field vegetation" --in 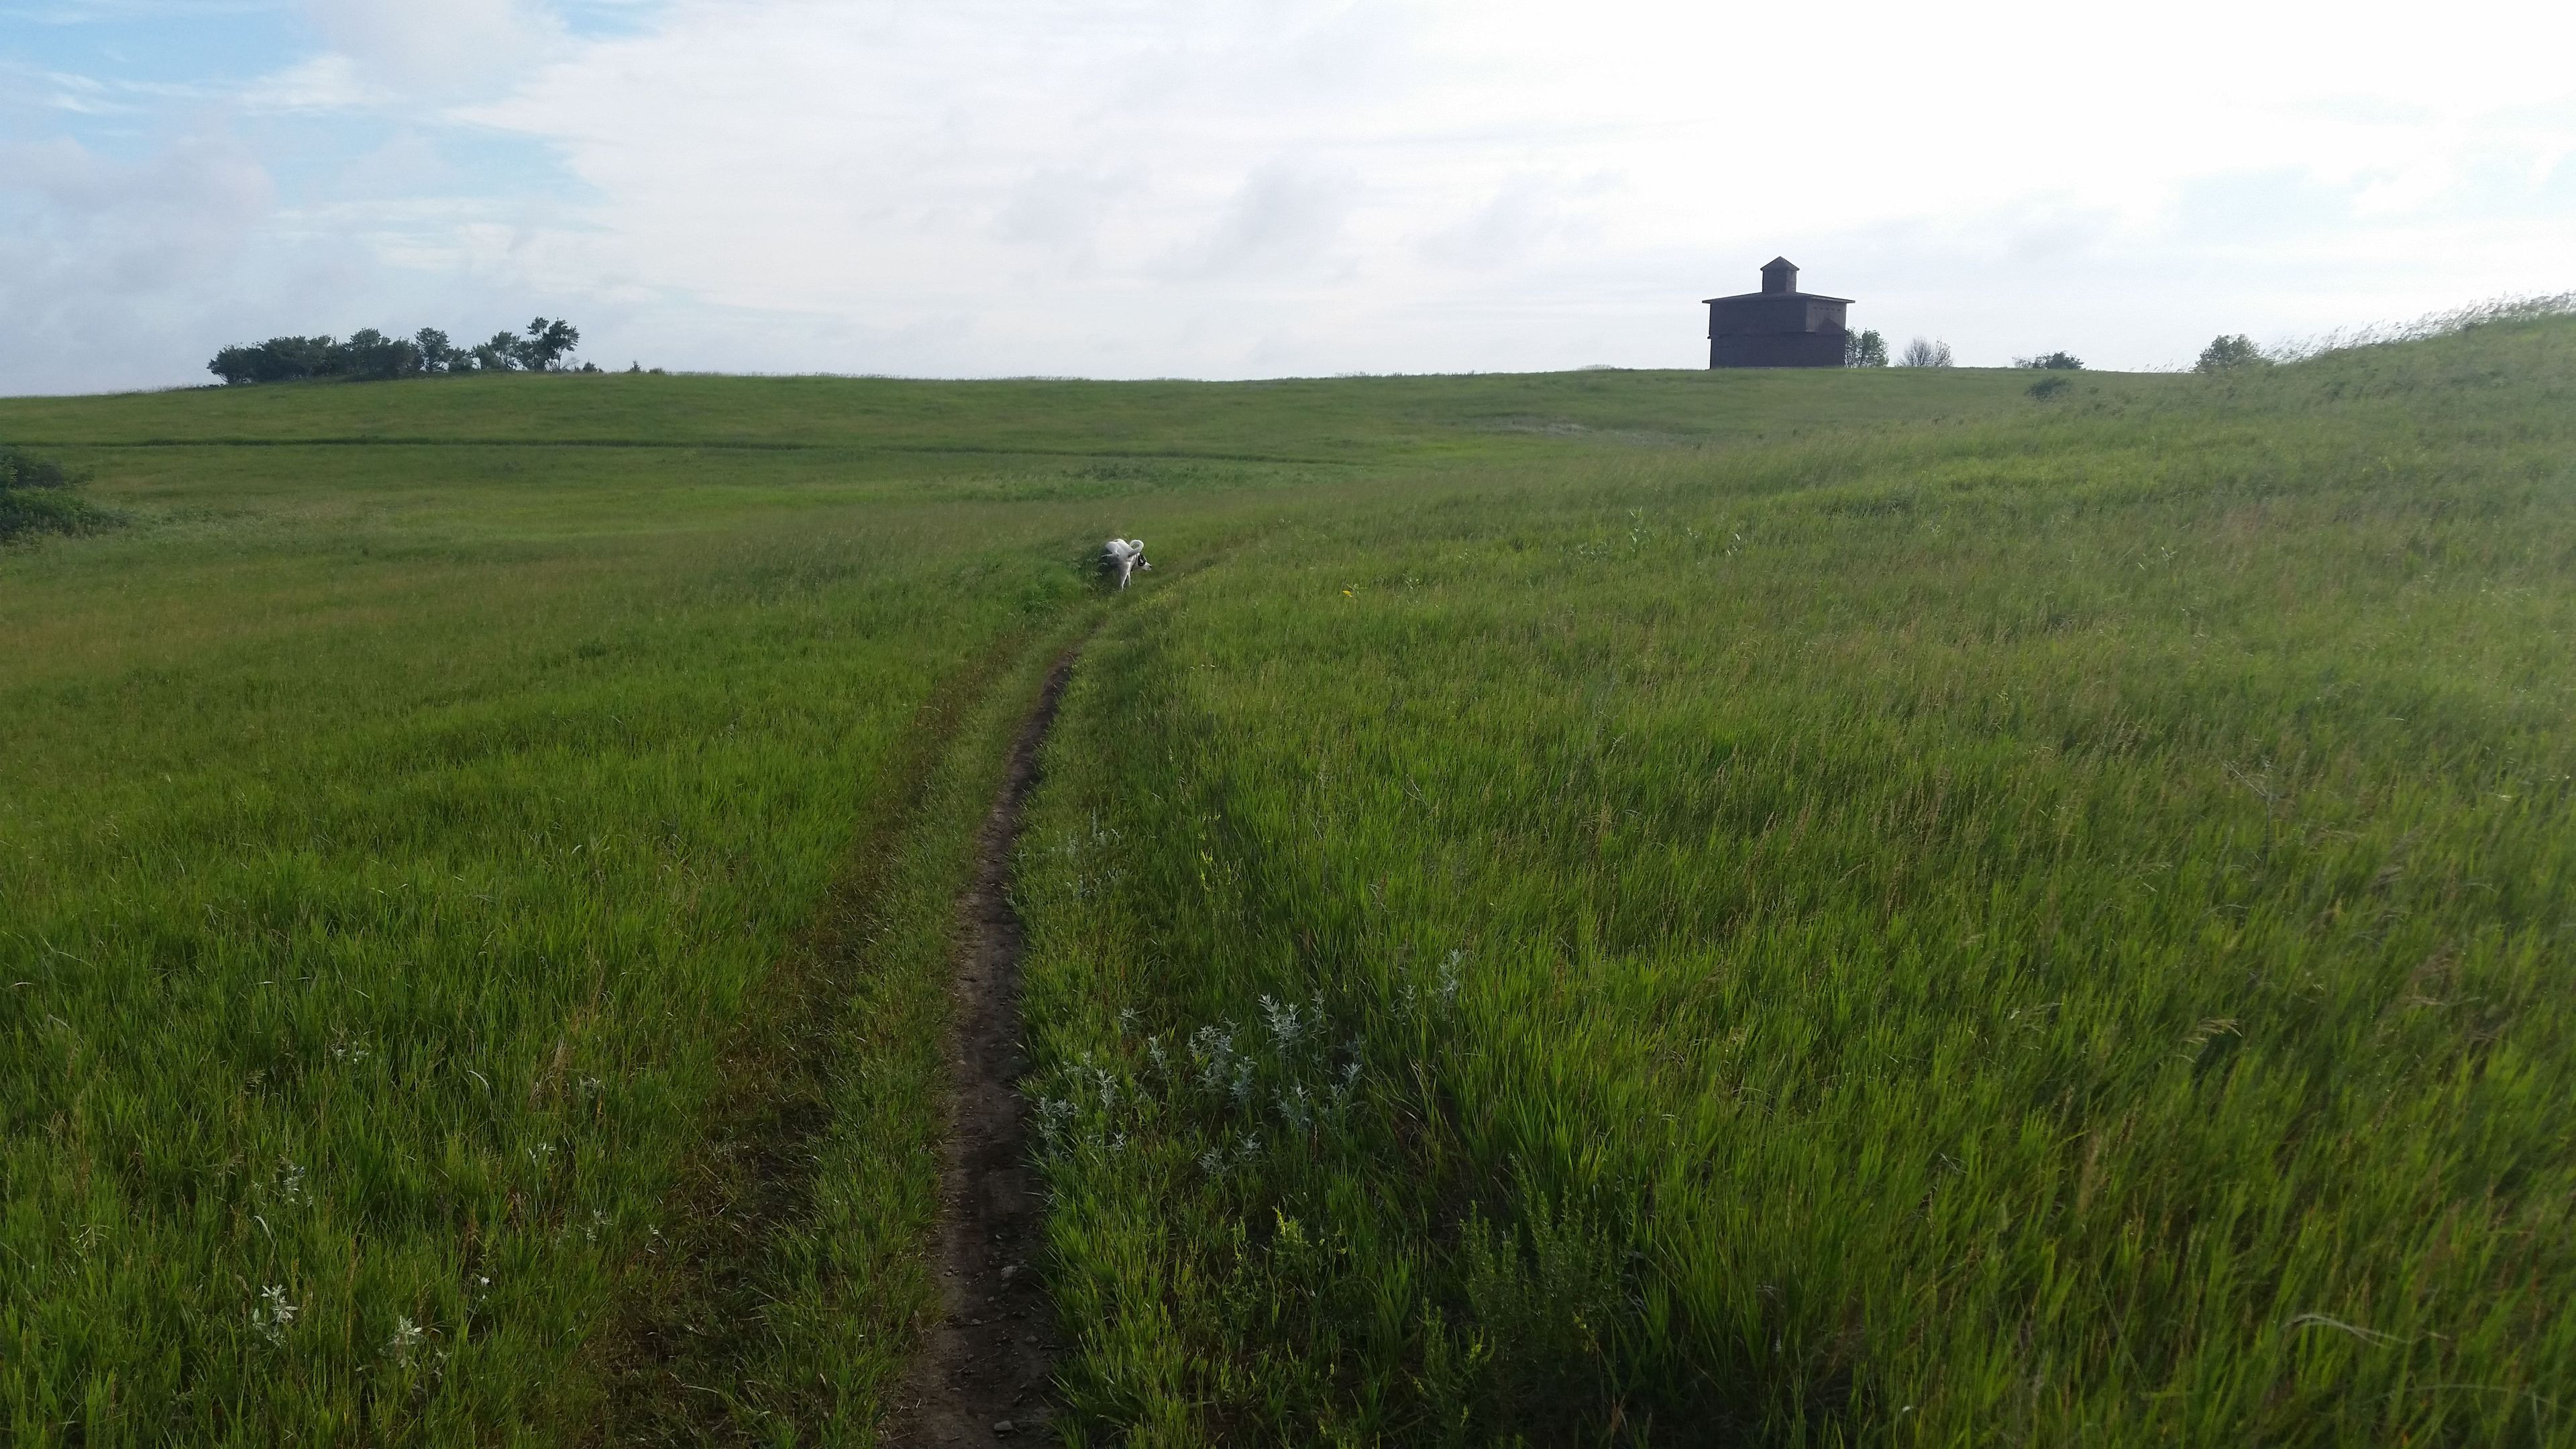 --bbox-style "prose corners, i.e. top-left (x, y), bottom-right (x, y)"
top-left (1015, 317), bottom-right (2576, 1446)
top-left (3, 316), bottom-right (2570, 1446)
